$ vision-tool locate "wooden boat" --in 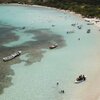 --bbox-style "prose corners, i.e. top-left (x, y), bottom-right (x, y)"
top-left (49, 44), bottom-right (58, 49)
top-left (3, 51), bottom-right (21, 62)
